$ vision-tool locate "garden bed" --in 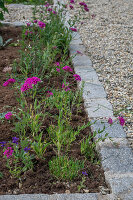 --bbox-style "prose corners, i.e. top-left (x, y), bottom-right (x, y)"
top-left (0, 3), bottom-right (109, 195)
